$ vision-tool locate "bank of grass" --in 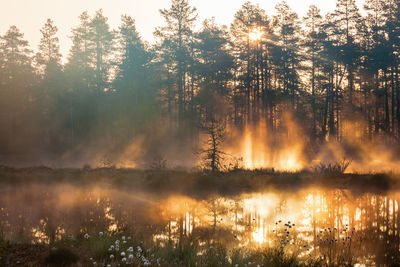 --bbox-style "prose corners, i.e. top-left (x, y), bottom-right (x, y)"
top-left (0, 166), bottom-right (396, 197)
